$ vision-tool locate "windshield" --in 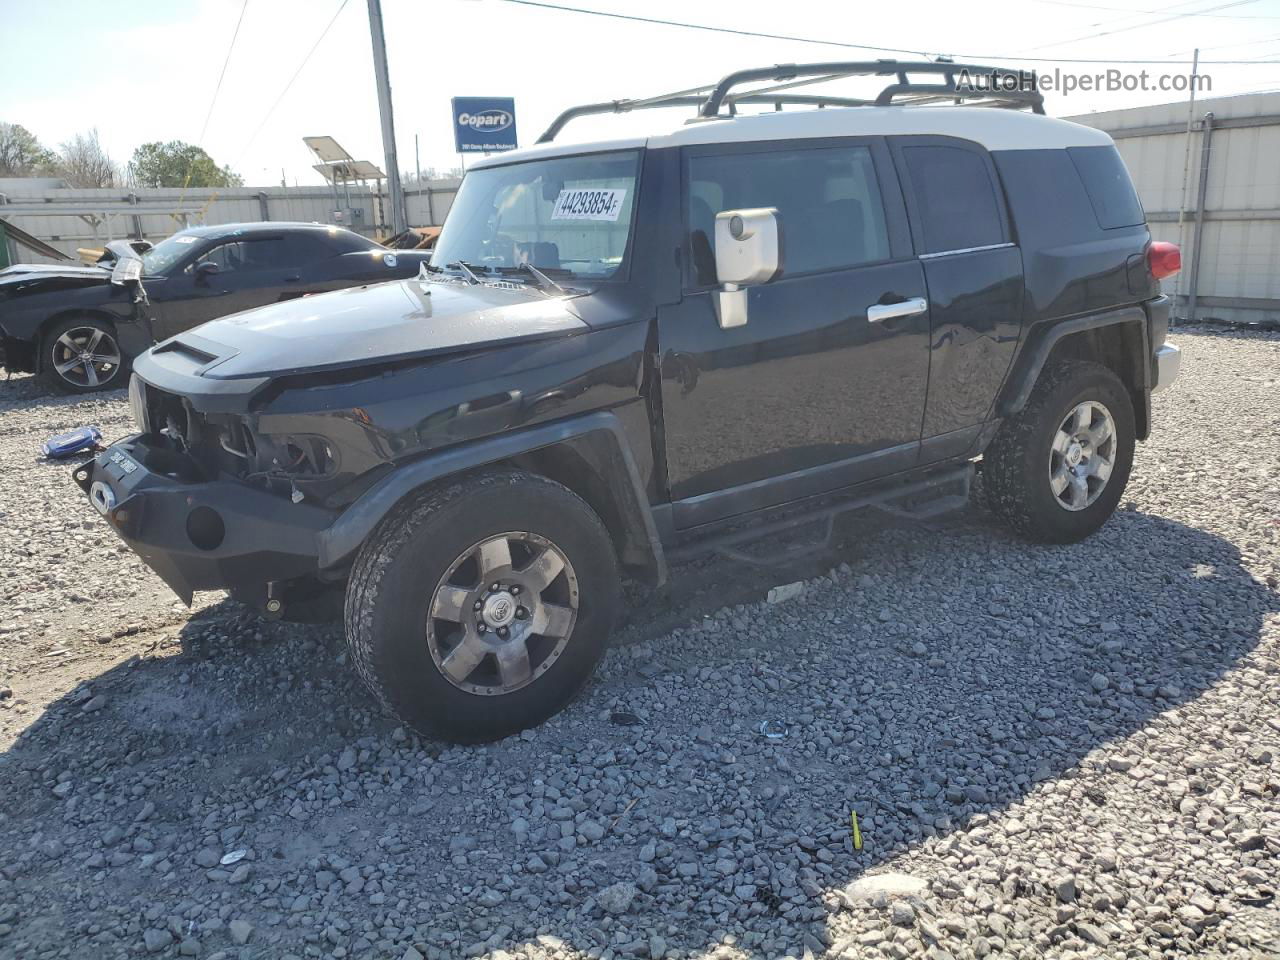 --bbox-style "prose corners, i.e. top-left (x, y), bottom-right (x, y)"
top-left (431, 150), bottom-right (639, 282)
top-left (140, 233), bottom-right (204, 275)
